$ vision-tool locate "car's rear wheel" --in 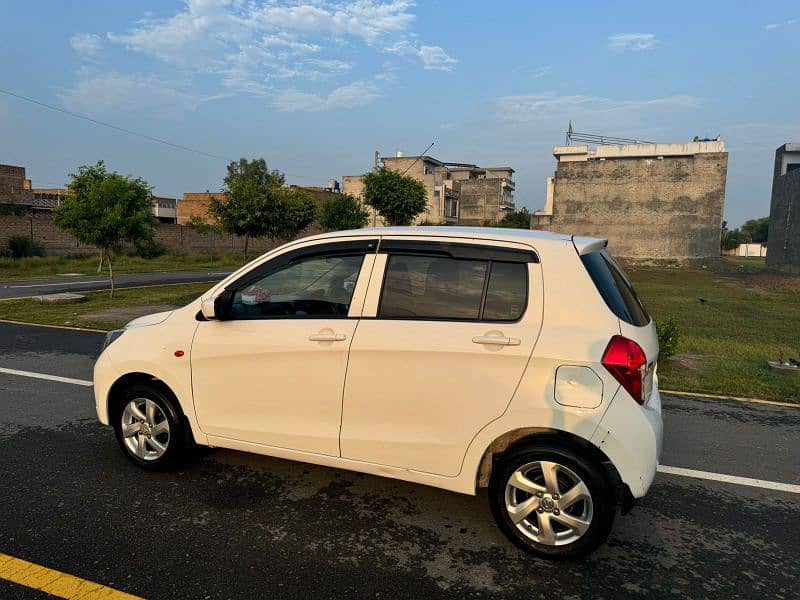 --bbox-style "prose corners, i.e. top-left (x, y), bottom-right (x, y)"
top-left (113, 384), bottom-right (190, 470)
top-left (489, 443), bottom-right (616, 560)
